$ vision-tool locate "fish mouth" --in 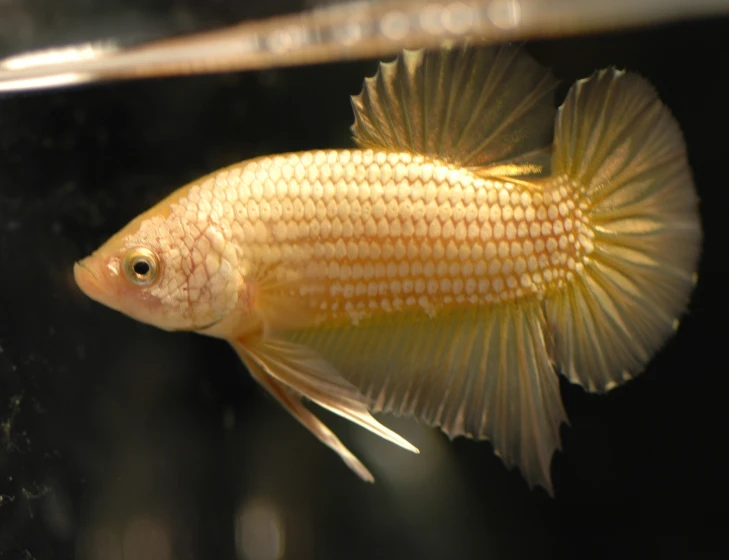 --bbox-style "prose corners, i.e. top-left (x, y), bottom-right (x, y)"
top-left (73, 259), bottom-right (106, 303)
top-left (180, 317), bottom-right (223, 332)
